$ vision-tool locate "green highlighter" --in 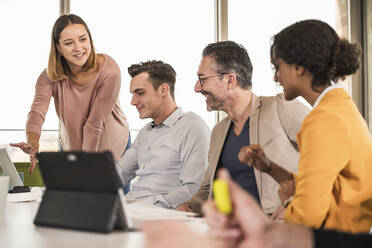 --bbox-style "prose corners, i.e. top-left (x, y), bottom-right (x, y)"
top-left (213, 179), bottom-right (233, 215)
